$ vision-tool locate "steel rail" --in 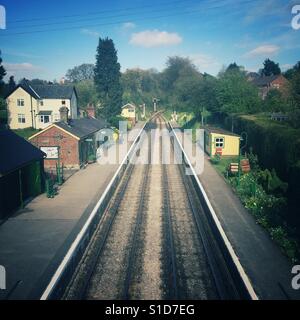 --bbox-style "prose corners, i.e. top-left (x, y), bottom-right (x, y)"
top-left (159, 116), bottom-right (179, 299)
top-left (40, 113), bottom-right (160, 300)
top-left (165, 117), bottom-right (258, 300)
top-left (77, 162), bottom-right (135, 299)
top-left (122, 129), bottom-right (151, 299)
